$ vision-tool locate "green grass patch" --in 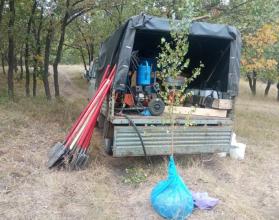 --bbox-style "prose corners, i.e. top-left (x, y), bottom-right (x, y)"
top-left (122, 167), bottom-right (148, 186)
